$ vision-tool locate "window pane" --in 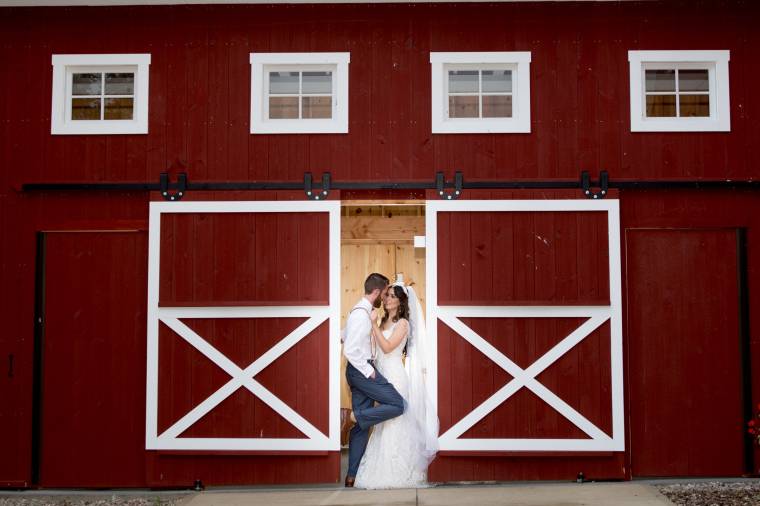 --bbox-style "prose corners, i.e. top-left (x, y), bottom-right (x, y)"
top-left (269, 72), bottom-right (299, 94)
top-left (448, 95), bottom-right (478, 118)
top-left (448, 70), bottom-right (478, 93)
top-left (482, 95), bottom-right (512, 118)
top-left (482, 70), bottom-right (512, 93)
top-left (302, 96), bottom-right (331, 119)
top-left (645, 70), bottom-right (675, 92)
top-left (105, 73), bottom-right (134, 95)
top-left (269, 96), bottom-right (299, 119)
top-left (679, 94), bottom-right (710, 117)
top-left (72, 73), bottom-right (102, 95)
top-left (71, 98), bottom-right (101, 120)
top-left (104, 97), bottom-right (134, 120)
top-left (302, 71), bottom-right (332, 94)
top-left (645, 94), bottom-right (676, 117)
top-left (679, 69), bottom-right (709, 92)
